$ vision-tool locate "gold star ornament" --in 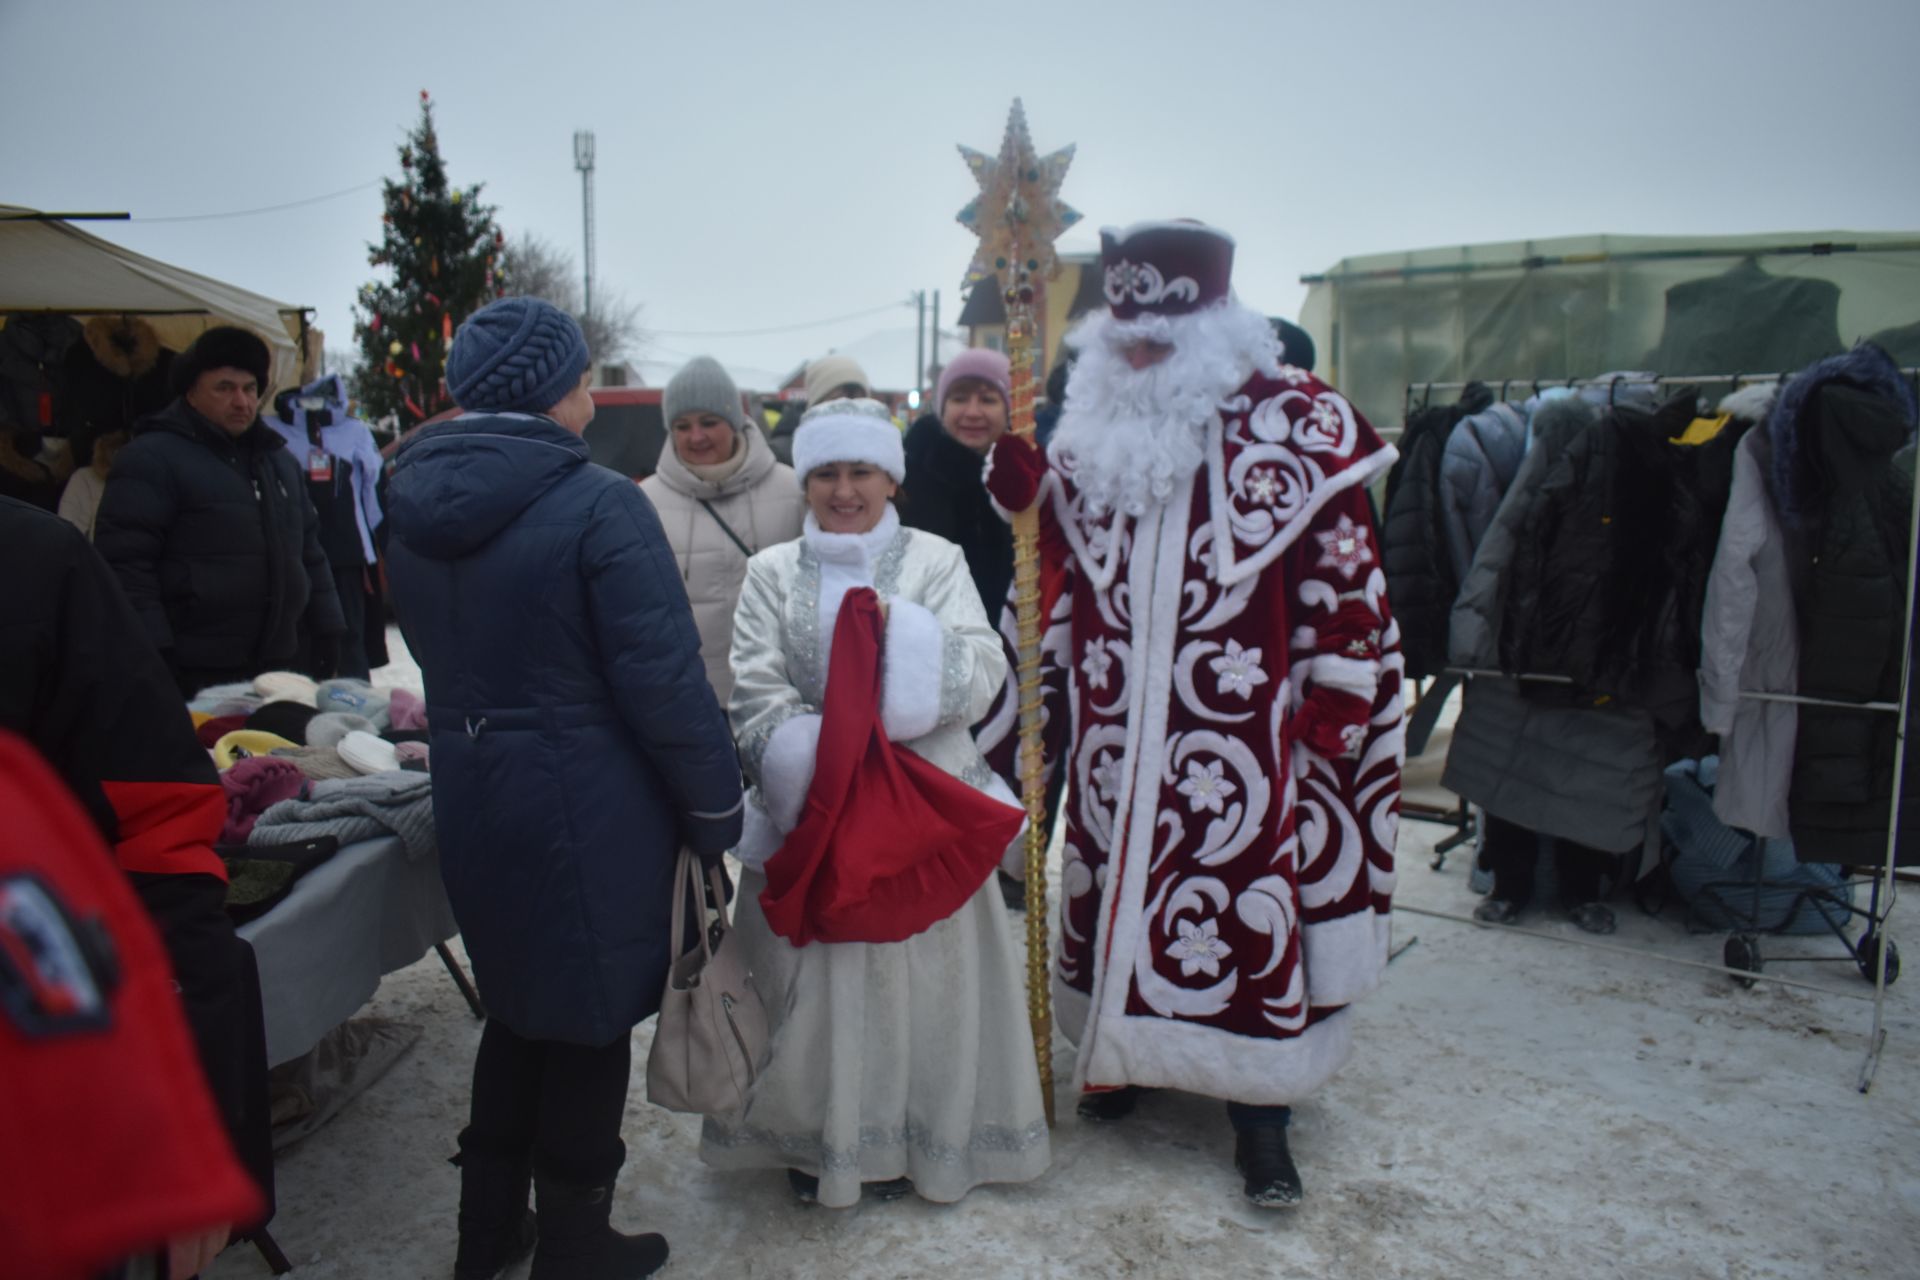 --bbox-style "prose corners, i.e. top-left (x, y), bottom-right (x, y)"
top-left (955, 98), bottom-right (1081, 297)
